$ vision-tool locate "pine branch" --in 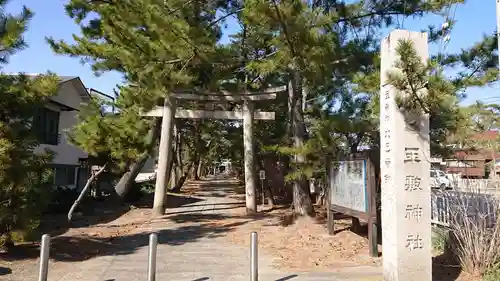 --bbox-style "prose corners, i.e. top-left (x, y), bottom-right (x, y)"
top-left (270, 0), bottom-right (298, 60)
top-left (208, 8), bottom-right (243, 28)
